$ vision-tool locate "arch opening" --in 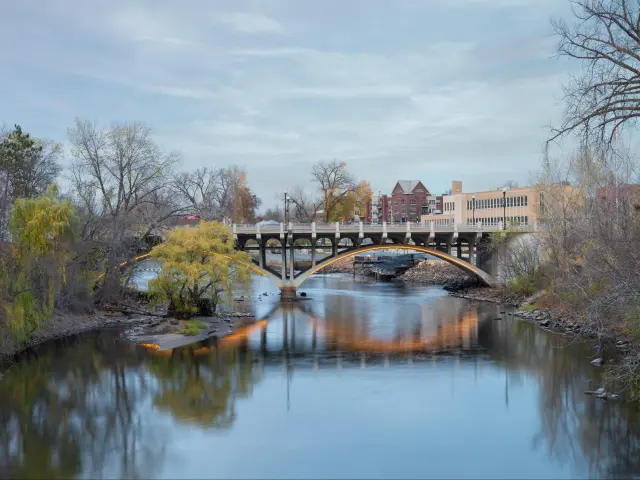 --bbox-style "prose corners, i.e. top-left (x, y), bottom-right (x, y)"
top-left (293, 244), bottom-right (497, 288)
